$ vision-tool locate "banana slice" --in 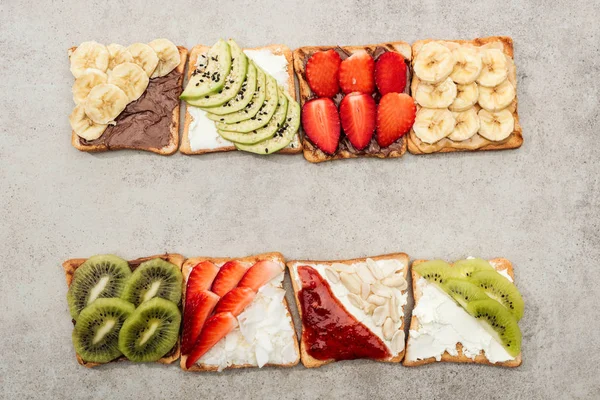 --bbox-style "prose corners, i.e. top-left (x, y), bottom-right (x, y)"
top-left (414, 42), bottom-right (456, 84)
top-left (449, 82), bottom-right (479, 112)
top-left (478, 109), bottom-right (514, 141)
top-left (148, 39), bottom-right (180, 78)
top-left (415, 77), bottom-right (457, 108)
top-left (70, 41), bottom-right (109, 78)
top-left (478, 79), bottom-right (515, 112)
top-left (108, 62), bottom-right (149, 102)
top-left (477, 49), bottom-right (508, 87)
top-left (72, 69), bottom-right (108, 104)
top-left (413, 108), bottom-right (456, 144)
top-left (84, 83), bottom-right (129, 124)
top-left (69, 104), bottom-right (108, 140)
top-left (448, 108), bottom-right (479, 141)
top-left (449, 47), bottom-right (482, 84)
top-left (128, 43), bottom-right (159, 77)
top-left (107, 44), bottom-right (134, 70)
